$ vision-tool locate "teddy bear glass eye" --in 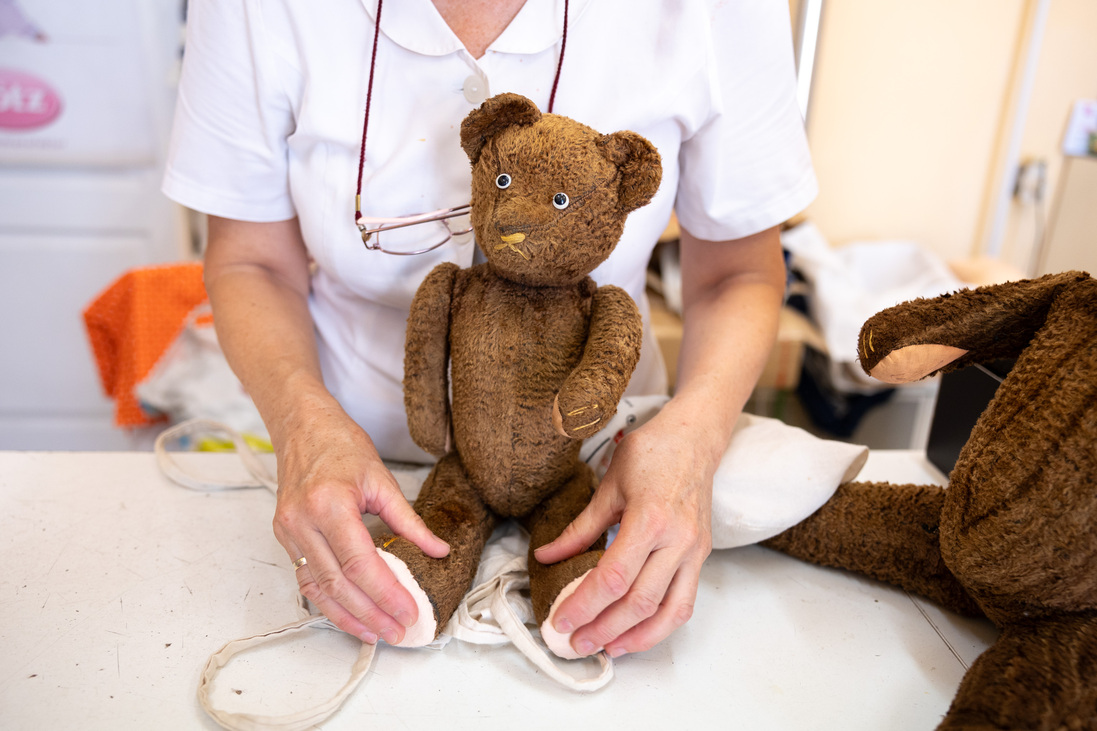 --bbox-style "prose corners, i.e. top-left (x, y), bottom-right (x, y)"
top-left (496, 174), bottom-right (512, 189)
top-left (552, 193), bottom-right (569, 210)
